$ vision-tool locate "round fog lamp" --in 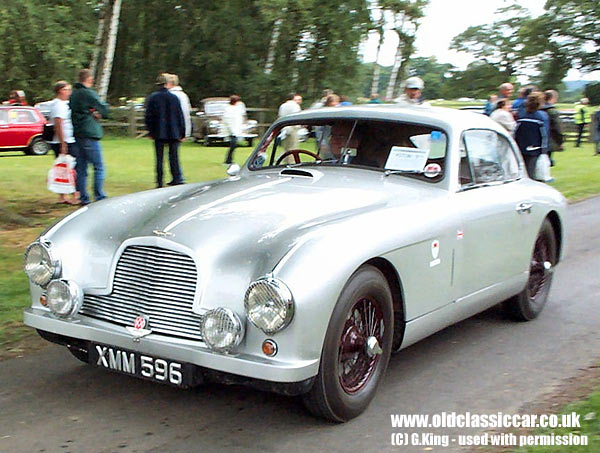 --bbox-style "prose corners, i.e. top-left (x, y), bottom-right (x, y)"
top-left (46, 279), bottom-right (83, 318)
top-left (24, 242), bottom-right (60, 287)
top-left (200, 308), bottom-right (244, 353)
